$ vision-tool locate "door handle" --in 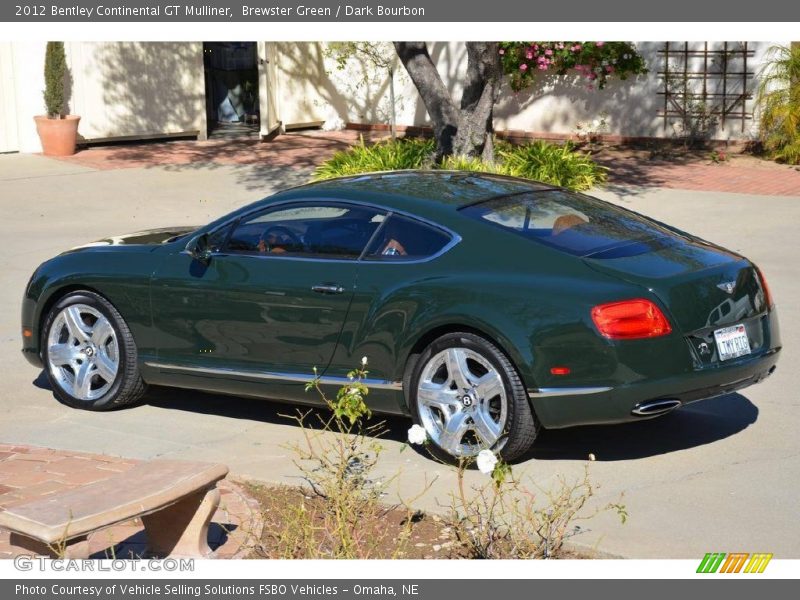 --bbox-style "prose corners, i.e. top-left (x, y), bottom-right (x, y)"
top-left (311, 283), bottom-right (345, 295)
